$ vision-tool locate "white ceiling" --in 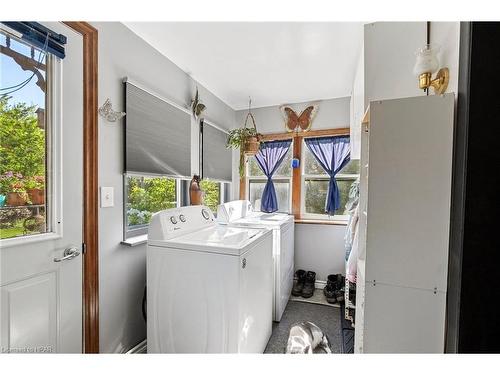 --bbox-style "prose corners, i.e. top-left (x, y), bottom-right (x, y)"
top-left (124, 22), bottom-right (363, 110)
